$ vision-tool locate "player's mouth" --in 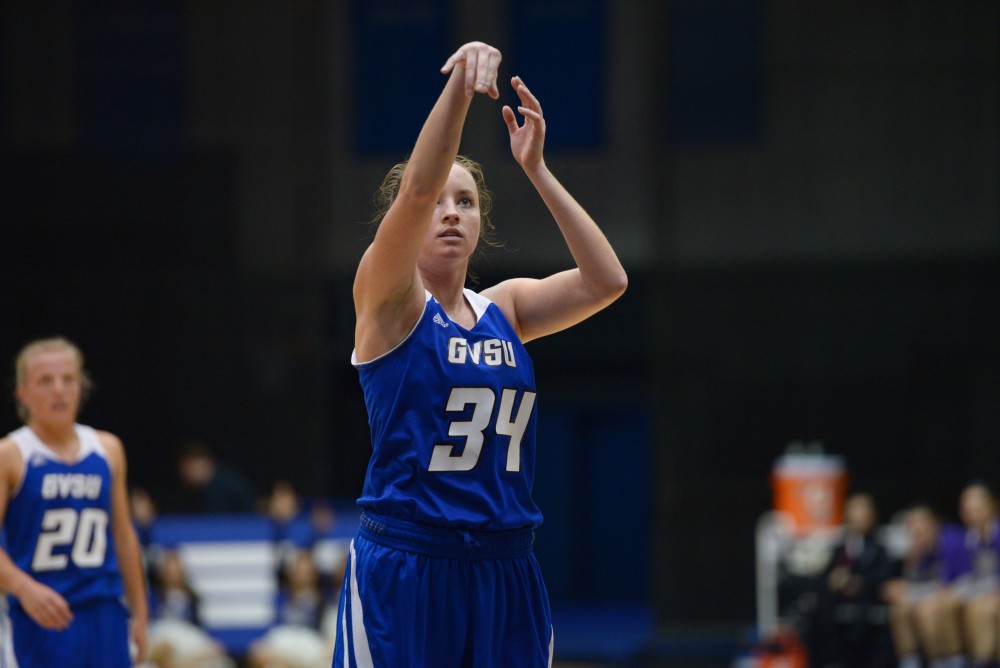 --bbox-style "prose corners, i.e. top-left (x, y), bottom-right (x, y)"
top-left (438, 229), bottom-right (463, 239)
